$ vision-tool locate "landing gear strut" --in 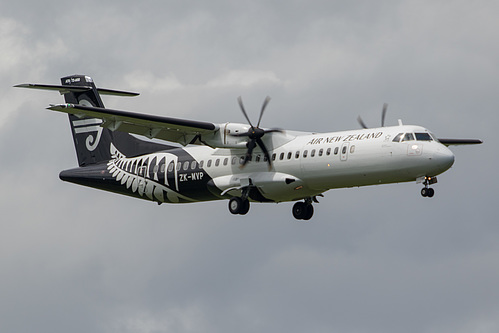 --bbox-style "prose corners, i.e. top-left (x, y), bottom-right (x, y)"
top-left (421, 176), bottom-right (437, 198)
top-left (292, 199), bottom-right (314, 220)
